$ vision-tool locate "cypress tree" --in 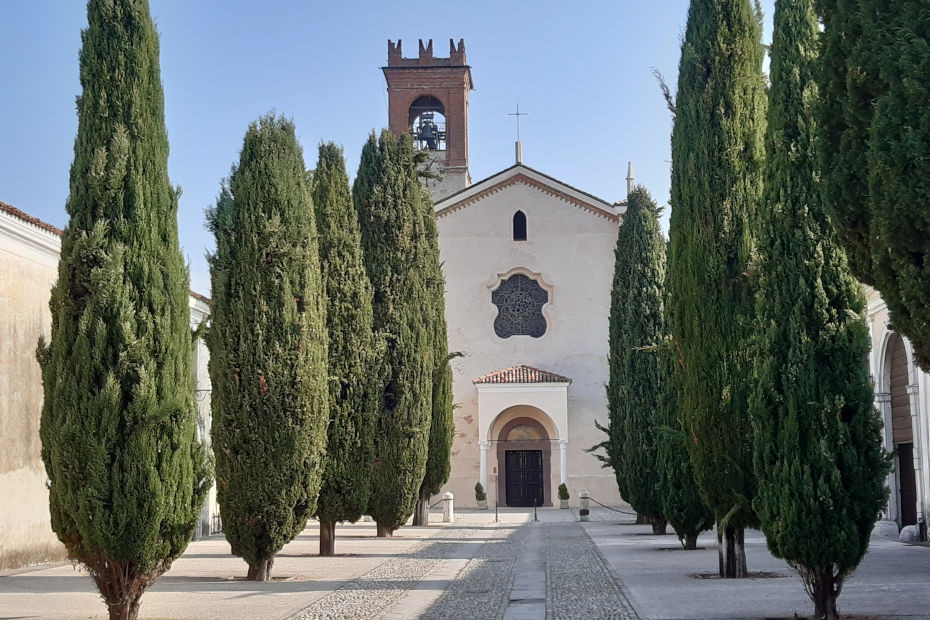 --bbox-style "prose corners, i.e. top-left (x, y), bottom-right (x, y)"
top-left (311, 143), bottom-right (377, 556)
top-left (666, 0), bottom-right (767, 577)
top-left (818, 2), bottom-right (930, 372)
top-left (207, 114), bottom-right (329, 580)
top-left (607, 186), bottom-right (668, 534)
top-left (354, 130), bottom-right (434, 537)
top-left (865, 3), bottom-right (930, 372)
top-left (816, 0), bottom-right (878, 283)
top-left (752, 2), bottom-right (890, 617)
top-left (413, 174), bottom-right (453, 527)
top-left (37, 1), bottom-right (210, 617)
